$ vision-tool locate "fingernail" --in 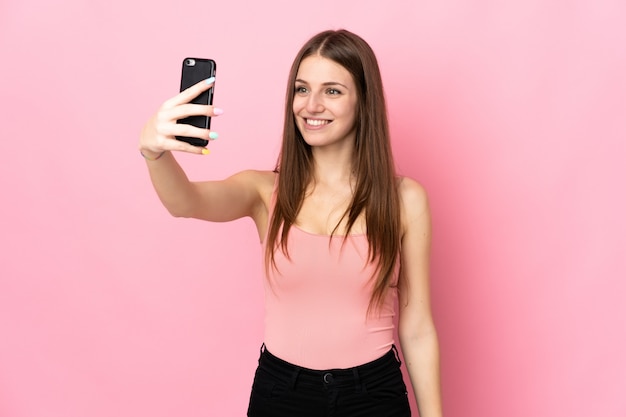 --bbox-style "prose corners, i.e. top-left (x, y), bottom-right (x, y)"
top-left (202, 148), bottom-right (210, 155)
top-left (214, 107), bottom-right (224, 115)
top-left (209, 132), bottom-right (219, 140)
top-left (205, 77), bottom-right (215, 84)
